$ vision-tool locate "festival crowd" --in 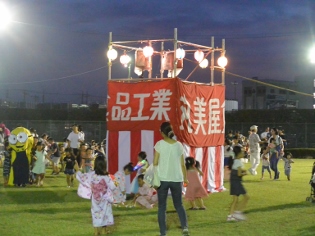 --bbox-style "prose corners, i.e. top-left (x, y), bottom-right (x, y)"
top-left (0, 122), bottom-right (295, 235)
